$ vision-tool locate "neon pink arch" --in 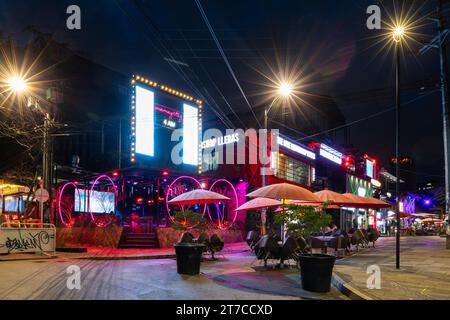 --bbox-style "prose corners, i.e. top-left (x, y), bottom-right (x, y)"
top-left (165, 175), bottom-right (204, 224)
top-left (208, 179), bottom-right (239, 230)
top-left (89, 174), bottom-right (118, 227)
top-left (58, 182), bottom-right (81, 227)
